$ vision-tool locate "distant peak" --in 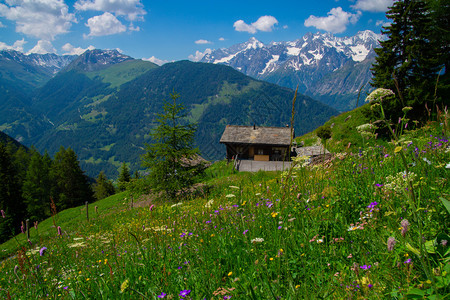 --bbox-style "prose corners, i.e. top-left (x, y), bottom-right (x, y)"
top-left (67, 49), bottom-right (133, 72)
